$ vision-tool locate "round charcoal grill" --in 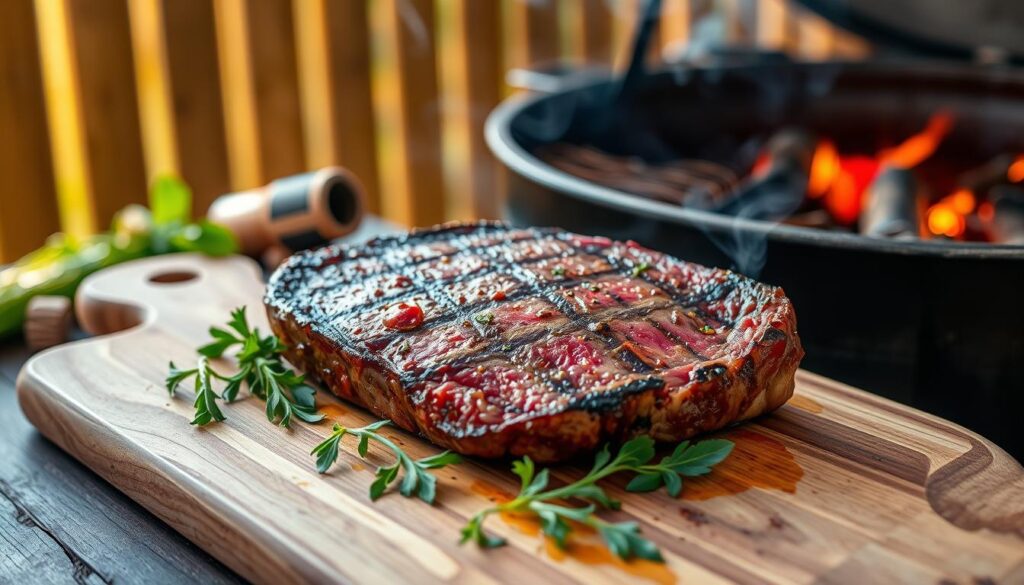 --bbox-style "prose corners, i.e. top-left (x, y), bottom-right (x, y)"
top-left (486, 4), bottom-right (1024, 459)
